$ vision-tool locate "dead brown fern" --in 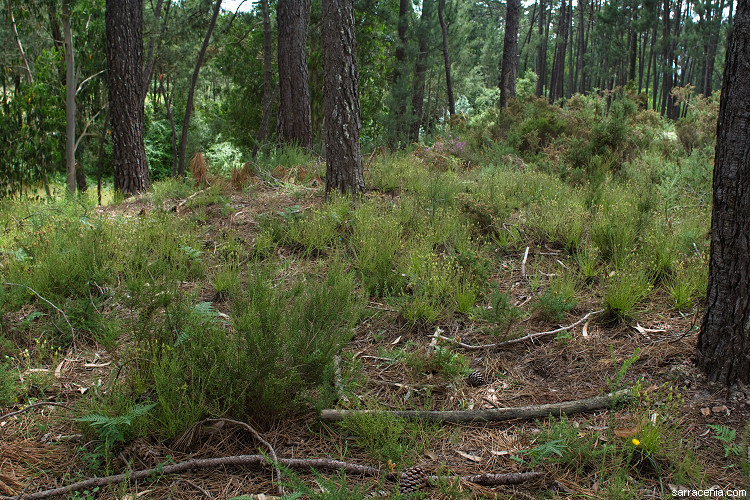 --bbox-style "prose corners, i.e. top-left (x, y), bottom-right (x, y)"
top-left (231, 162), bottom-right (253, 190)
top-left (190, 151), bottom-right (209, 187)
